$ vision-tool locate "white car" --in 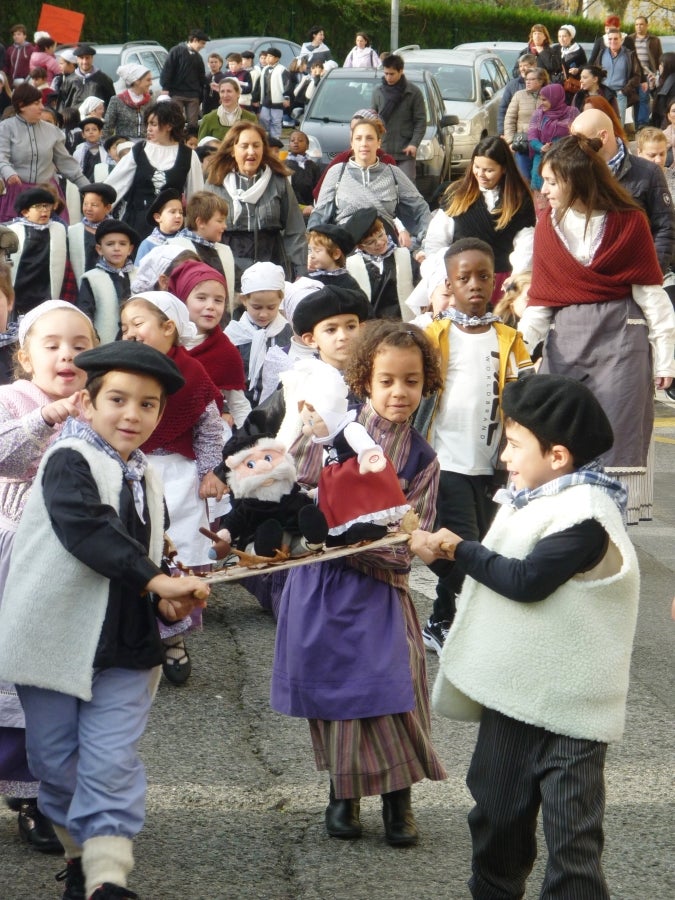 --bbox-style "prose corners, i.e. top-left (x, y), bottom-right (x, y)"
top-left (396, 47), bottom-right (509, 172)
